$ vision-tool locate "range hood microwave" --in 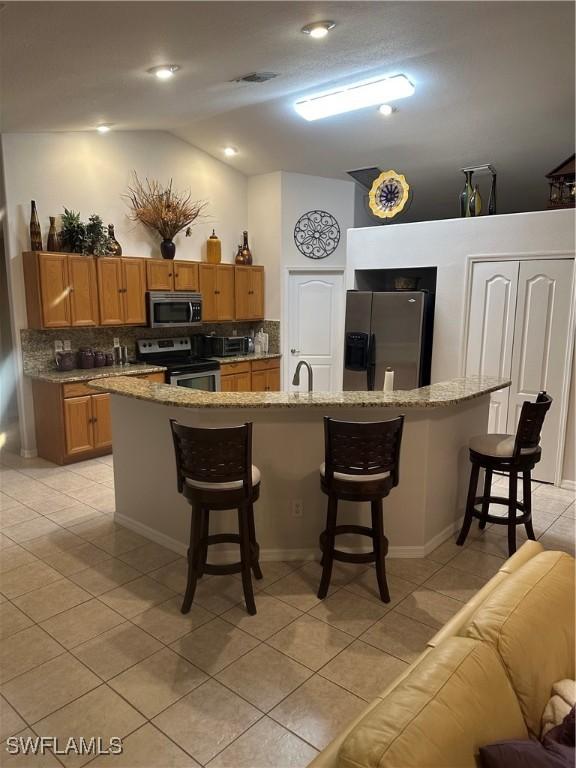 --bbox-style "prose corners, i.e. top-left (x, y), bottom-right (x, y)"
top-left (147, 291), bottom-right (202, 328)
